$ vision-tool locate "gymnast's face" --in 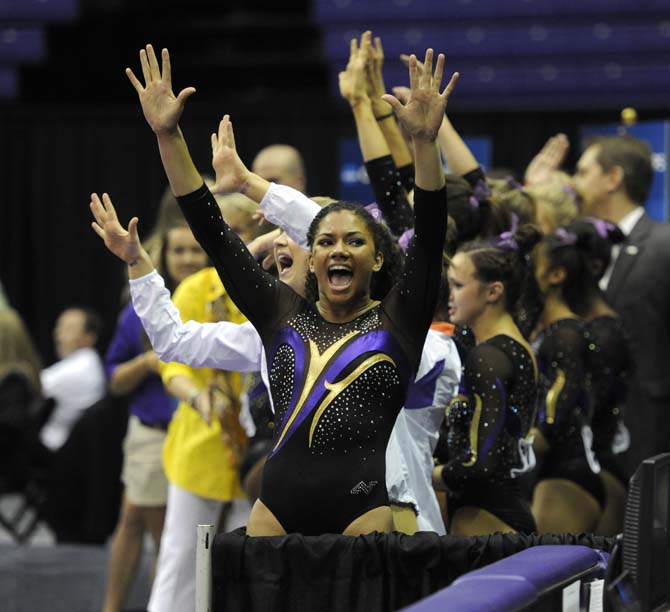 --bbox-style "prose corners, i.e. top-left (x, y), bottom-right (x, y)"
top-left (273, 230), bottom-right (309, 297)
top-left (447, 252), bottom-right (490, 326)
top-left (309, 210), bottom-right (383, 307)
